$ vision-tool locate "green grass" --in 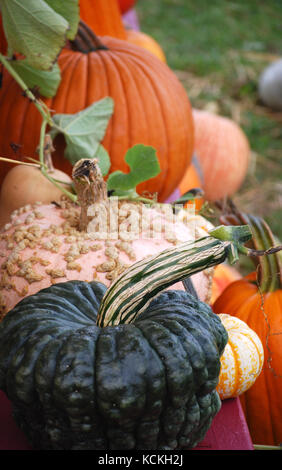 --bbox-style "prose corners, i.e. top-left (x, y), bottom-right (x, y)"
top-left (136, 0), bottom-right (282, 240)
